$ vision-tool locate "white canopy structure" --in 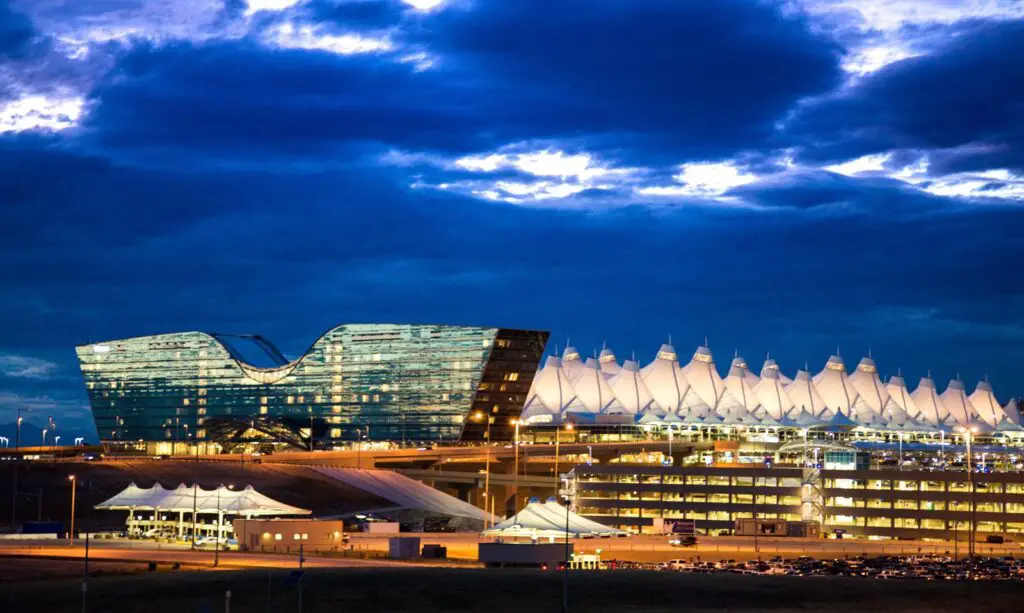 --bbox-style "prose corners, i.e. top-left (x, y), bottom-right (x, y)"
top-left (597, 347), bottom-right (621, 376)
top-left (969, 380), bottom-right (1007, 428)
top-left (939, 378), bottom-right (976, 428)
top-left (482, 498), bottom-right (627, 538)
top-left (572, 358), bottom-right (621, 414)
top-left (513, 343), bottom-right (1020, 433)
top-left (1004, 400), bottom-right (1023, 431)
top-left (607, 359), bottom-right (656, 415)
top-left (521, 356), bottom-right (584, 423)
top-left (813, 355), bottom-right (874, 423)
top-left (786, 370), bottom-right (827, 419)
top-left (848, 357), bottom-right (908, 426)
top-left (724, 357), bottom-right (761, 413)
top-left (640, 344), bottom-right (688, 415)
top-left (95, 483), bottom-right (310, 516)
top-left (561, 346), bottom-right (586, 382)
top-left (911, 376), bottom-right (951, 427)
top-left (886, 375), bottom-right (922, 421)
top-left (754, 358), bottom-right (795, 421)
